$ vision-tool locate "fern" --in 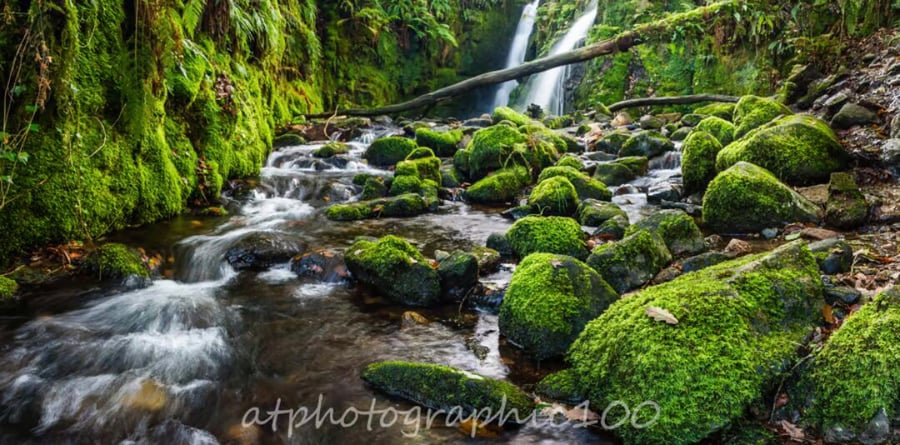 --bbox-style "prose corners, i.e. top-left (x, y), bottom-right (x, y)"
top-left (181, 0), bottom-right (205, 38)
